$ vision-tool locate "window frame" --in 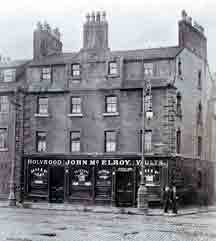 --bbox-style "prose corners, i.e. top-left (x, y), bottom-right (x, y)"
top-left (108, 61), bottom-right (118, 76)
top-left (105, 96), bottom-right (118, 113)
top-left (0, 96), bottom-right (9, 113)
top-left (140, 129), bottom-right (152, 153)
top-left (37, 97), bottom-right (49, 115)
top-left (105, 130), bottom-right (117, 153)
top-left (71, 63), bottom-right (81, 78)
top-left (0, 128), bottom-right (8, 150)
top-left (70, 131), bottom-right (81, 152)
top-left (143, 62), bottom-right (154, 77)
top-left (36, 131), bottom-right (47, 153)
top-left (41, 67), bottom-right (52, 82)
top-left (71, 96), bottom-right (82, 114)
top-left (3, 68), bottom-right (16, 82)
